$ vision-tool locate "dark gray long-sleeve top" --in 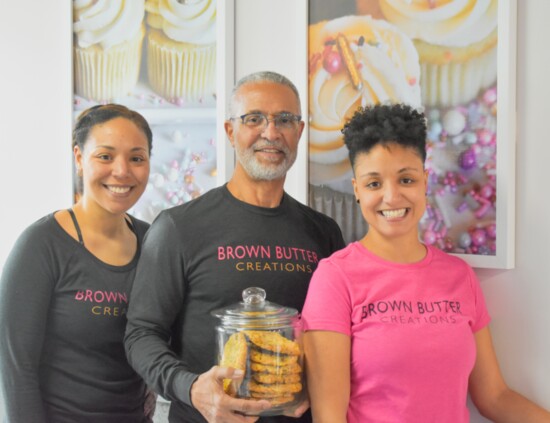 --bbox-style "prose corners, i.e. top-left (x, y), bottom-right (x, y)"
top-left (0, 213), bottom-right (150, 423)
top-left (124, 185), bottom-right (345, 423)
